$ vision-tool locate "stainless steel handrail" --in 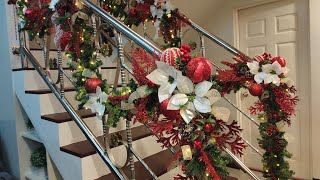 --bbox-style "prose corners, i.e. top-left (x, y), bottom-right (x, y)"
top-left (20, 47), bottom-right (125, 180)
